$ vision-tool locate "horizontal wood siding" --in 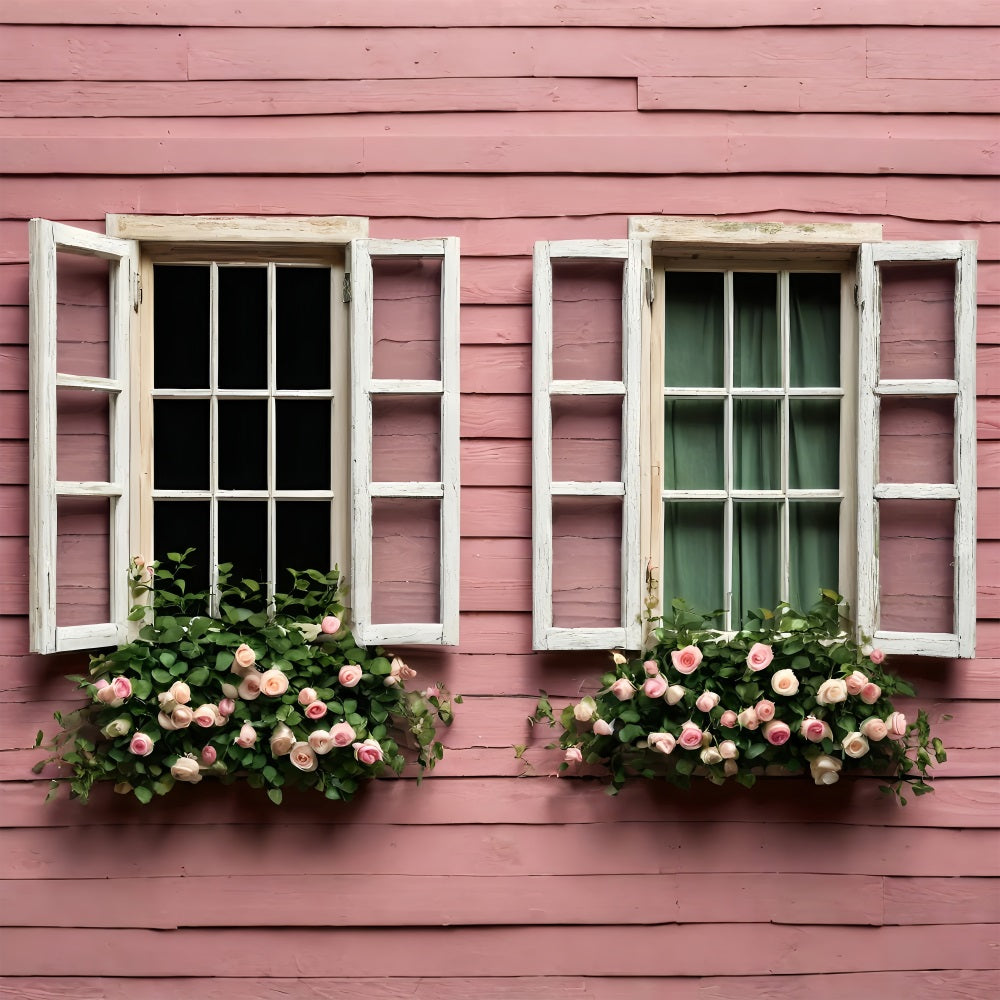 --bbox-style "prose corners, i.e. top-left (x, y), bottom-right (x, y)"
top-left (0, 3), bottom-right (997, 997)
